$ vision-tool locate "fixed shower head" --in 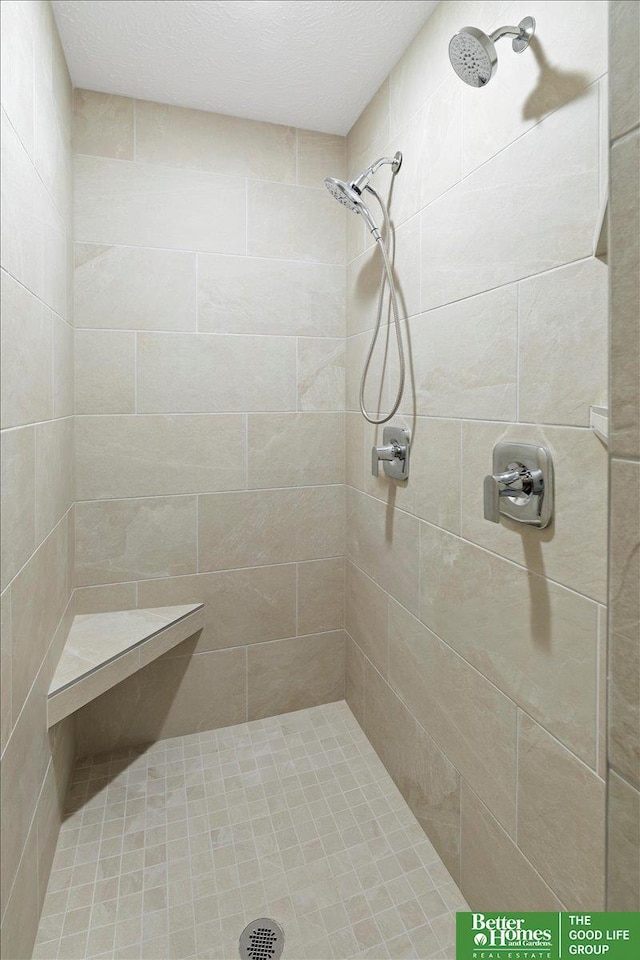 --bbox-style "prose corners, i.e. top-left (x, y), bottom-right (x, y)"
top-left (324, 153), bottom-right (402, 239)
top-left (449, 16), bottom-right (535, 87)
